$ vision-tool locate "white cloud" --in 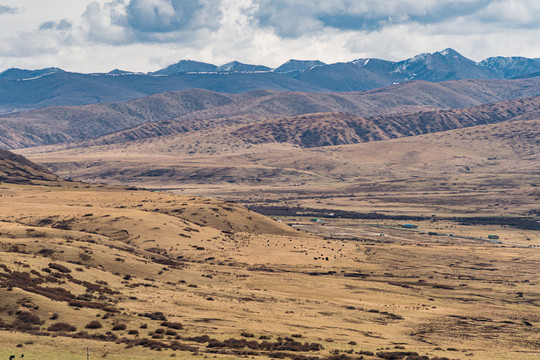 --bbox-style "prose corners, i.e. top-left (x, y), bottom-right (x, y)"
top-left (0, 5), bottom-right (18, 14)
top-left (0, 0), bottom-right (539, 73)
